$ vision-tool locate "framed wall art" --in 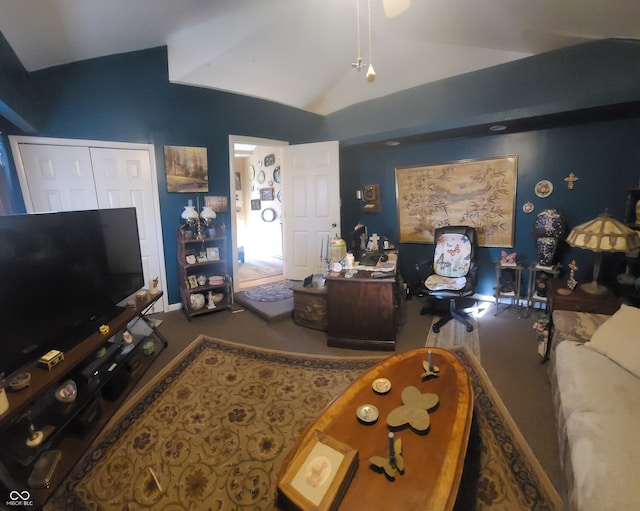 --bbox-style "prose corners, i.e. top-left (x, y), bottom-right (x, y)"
top-left (395, 155), bottom-right (518, 247)
top-left (164, 145), bottom-right (208, 193)
top-left (260, 187), bottom-right (274, 201)
top-left (250, 199), bottom-right (261, 211)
